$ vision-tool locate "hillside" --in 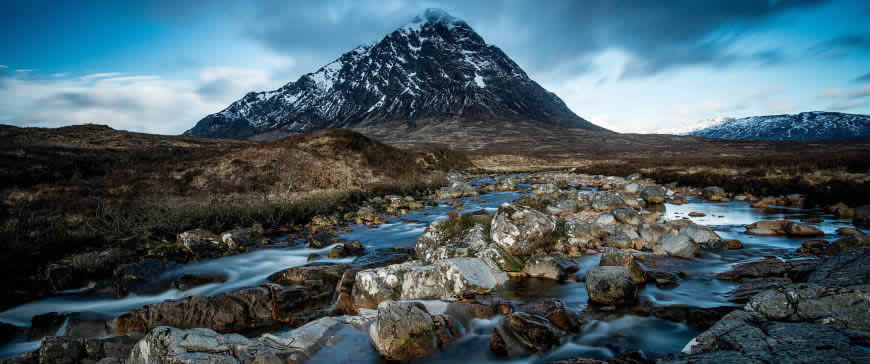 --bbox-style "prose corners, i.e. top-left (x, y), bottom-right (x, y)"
top-left (685, 111), bottom-right (870, 141)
